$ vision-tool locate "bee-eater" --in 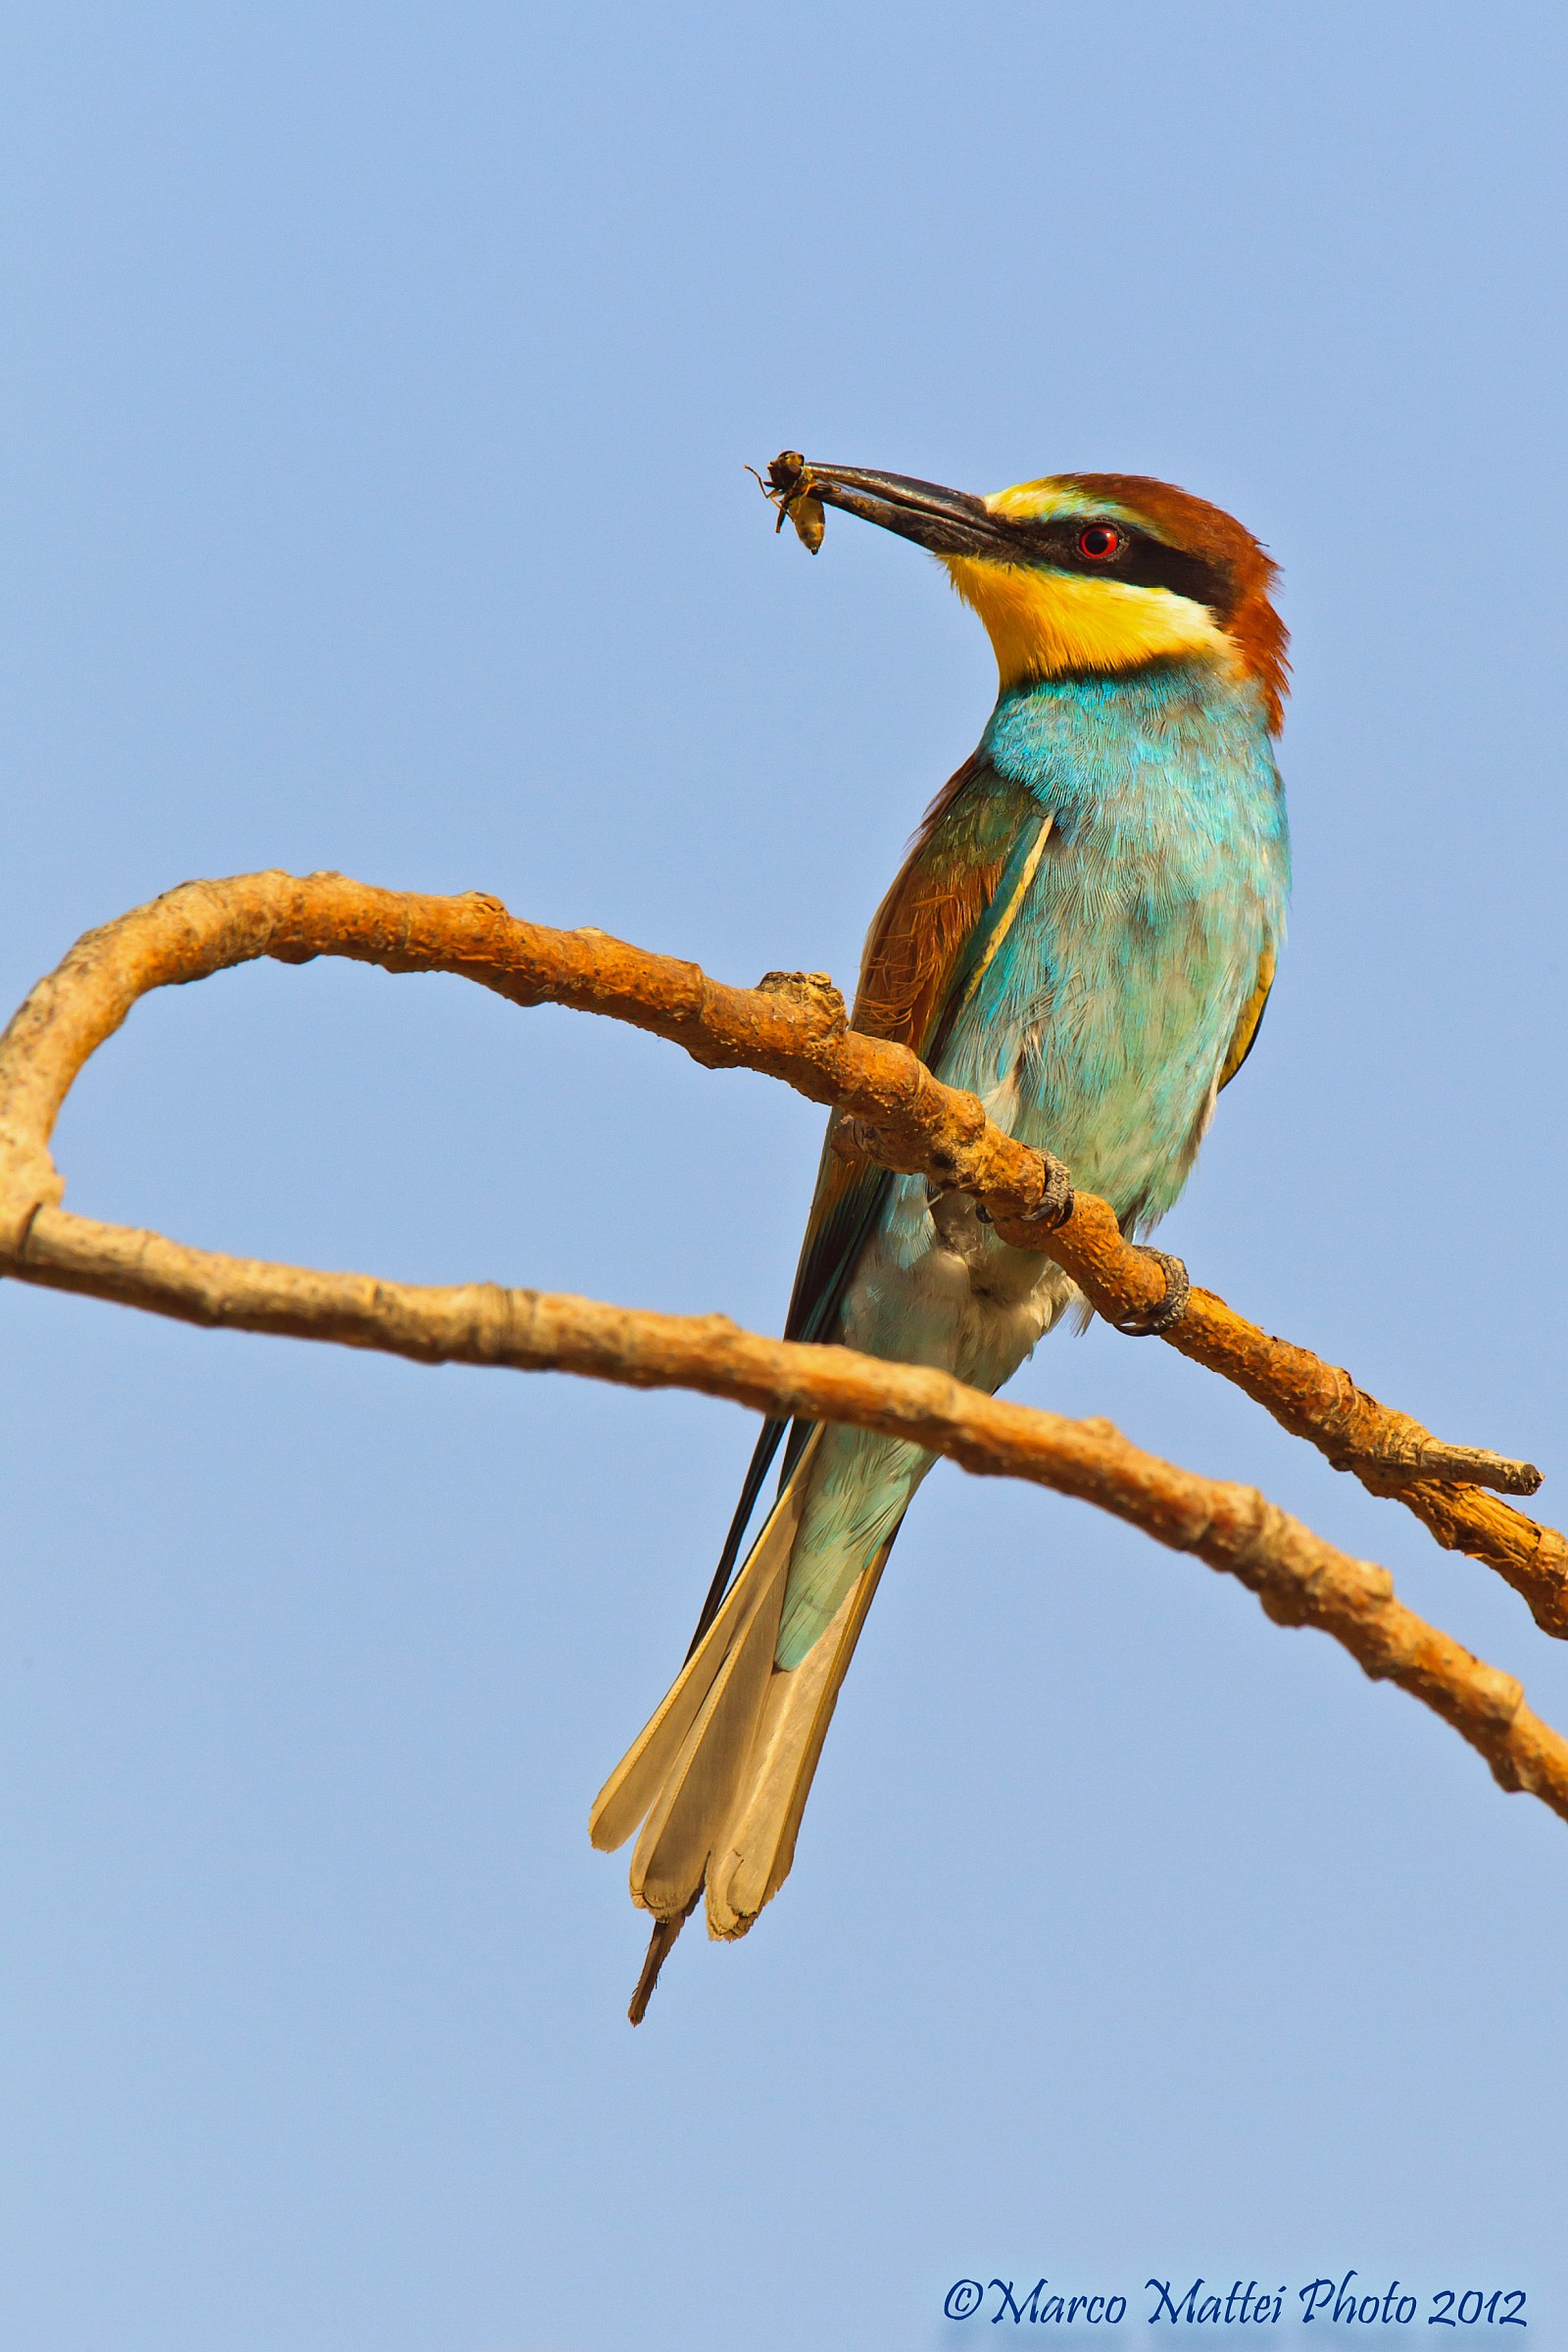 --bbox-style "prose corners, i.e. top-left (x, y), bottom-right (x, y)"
top-left (592, 458), bottom-right (1290, 2020)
